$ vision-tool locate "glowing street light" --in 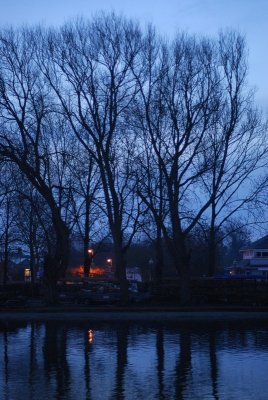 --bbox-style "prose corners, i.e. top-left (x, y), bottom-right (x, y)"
top-left (88, 249), bottom-right (94, 257)
top-left (84, 248), bottom-right (94, 278)
top-left (107, 258), bottom-right (113, 273)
